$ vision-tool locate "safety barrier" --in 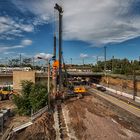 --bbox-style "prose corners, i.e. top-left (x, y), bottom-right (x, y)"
top-left (94, 84), bottom-right (140, 103)
top-left (31, 106), bottom-right (48, 121)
